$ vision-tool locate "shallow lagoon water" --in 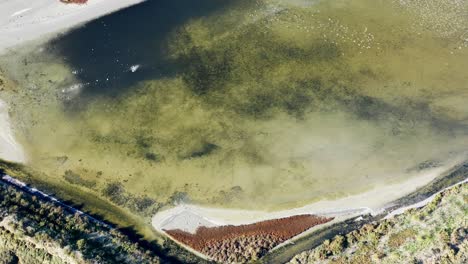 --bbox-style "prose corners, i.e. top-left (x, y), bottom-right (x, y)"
top-left (0, 0), bottom-right (467, 216)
